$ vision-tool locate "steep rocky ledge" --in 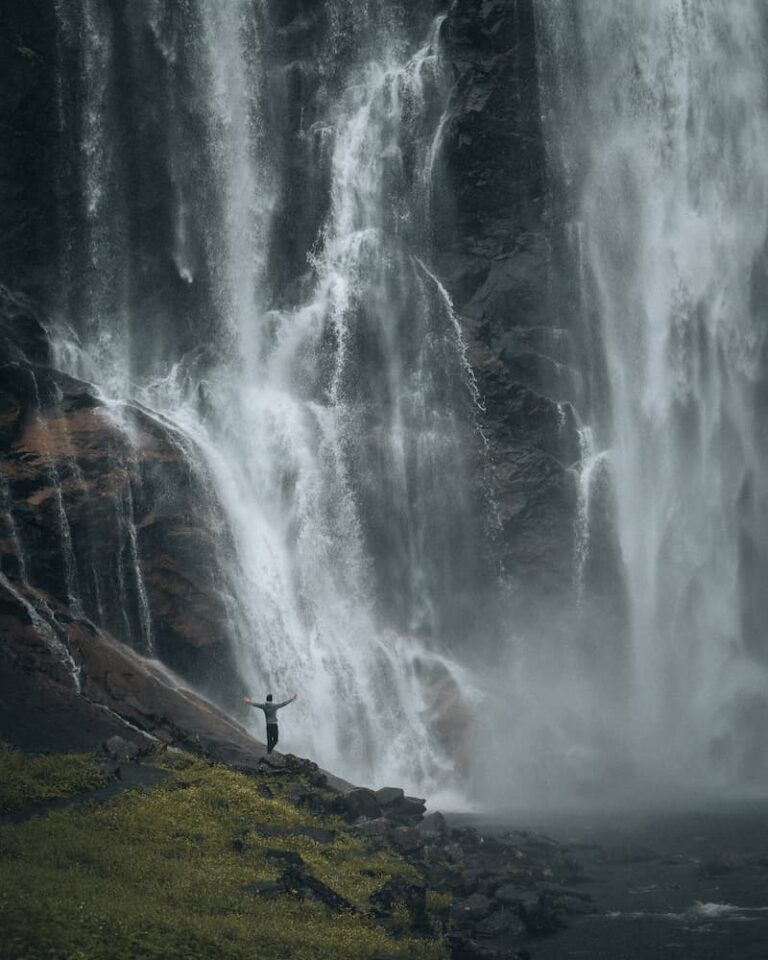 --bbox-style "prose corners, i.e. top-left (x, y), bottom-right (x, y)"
top-left (0, 294), bottom-right (239, 697)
